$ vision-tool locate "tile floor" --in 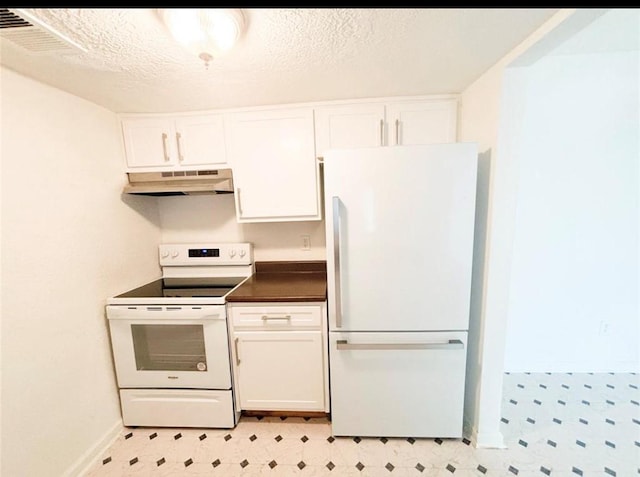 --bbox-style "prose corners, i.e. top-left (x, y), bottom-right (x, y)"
top-left (85, 373), bottom-right (639, 476)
